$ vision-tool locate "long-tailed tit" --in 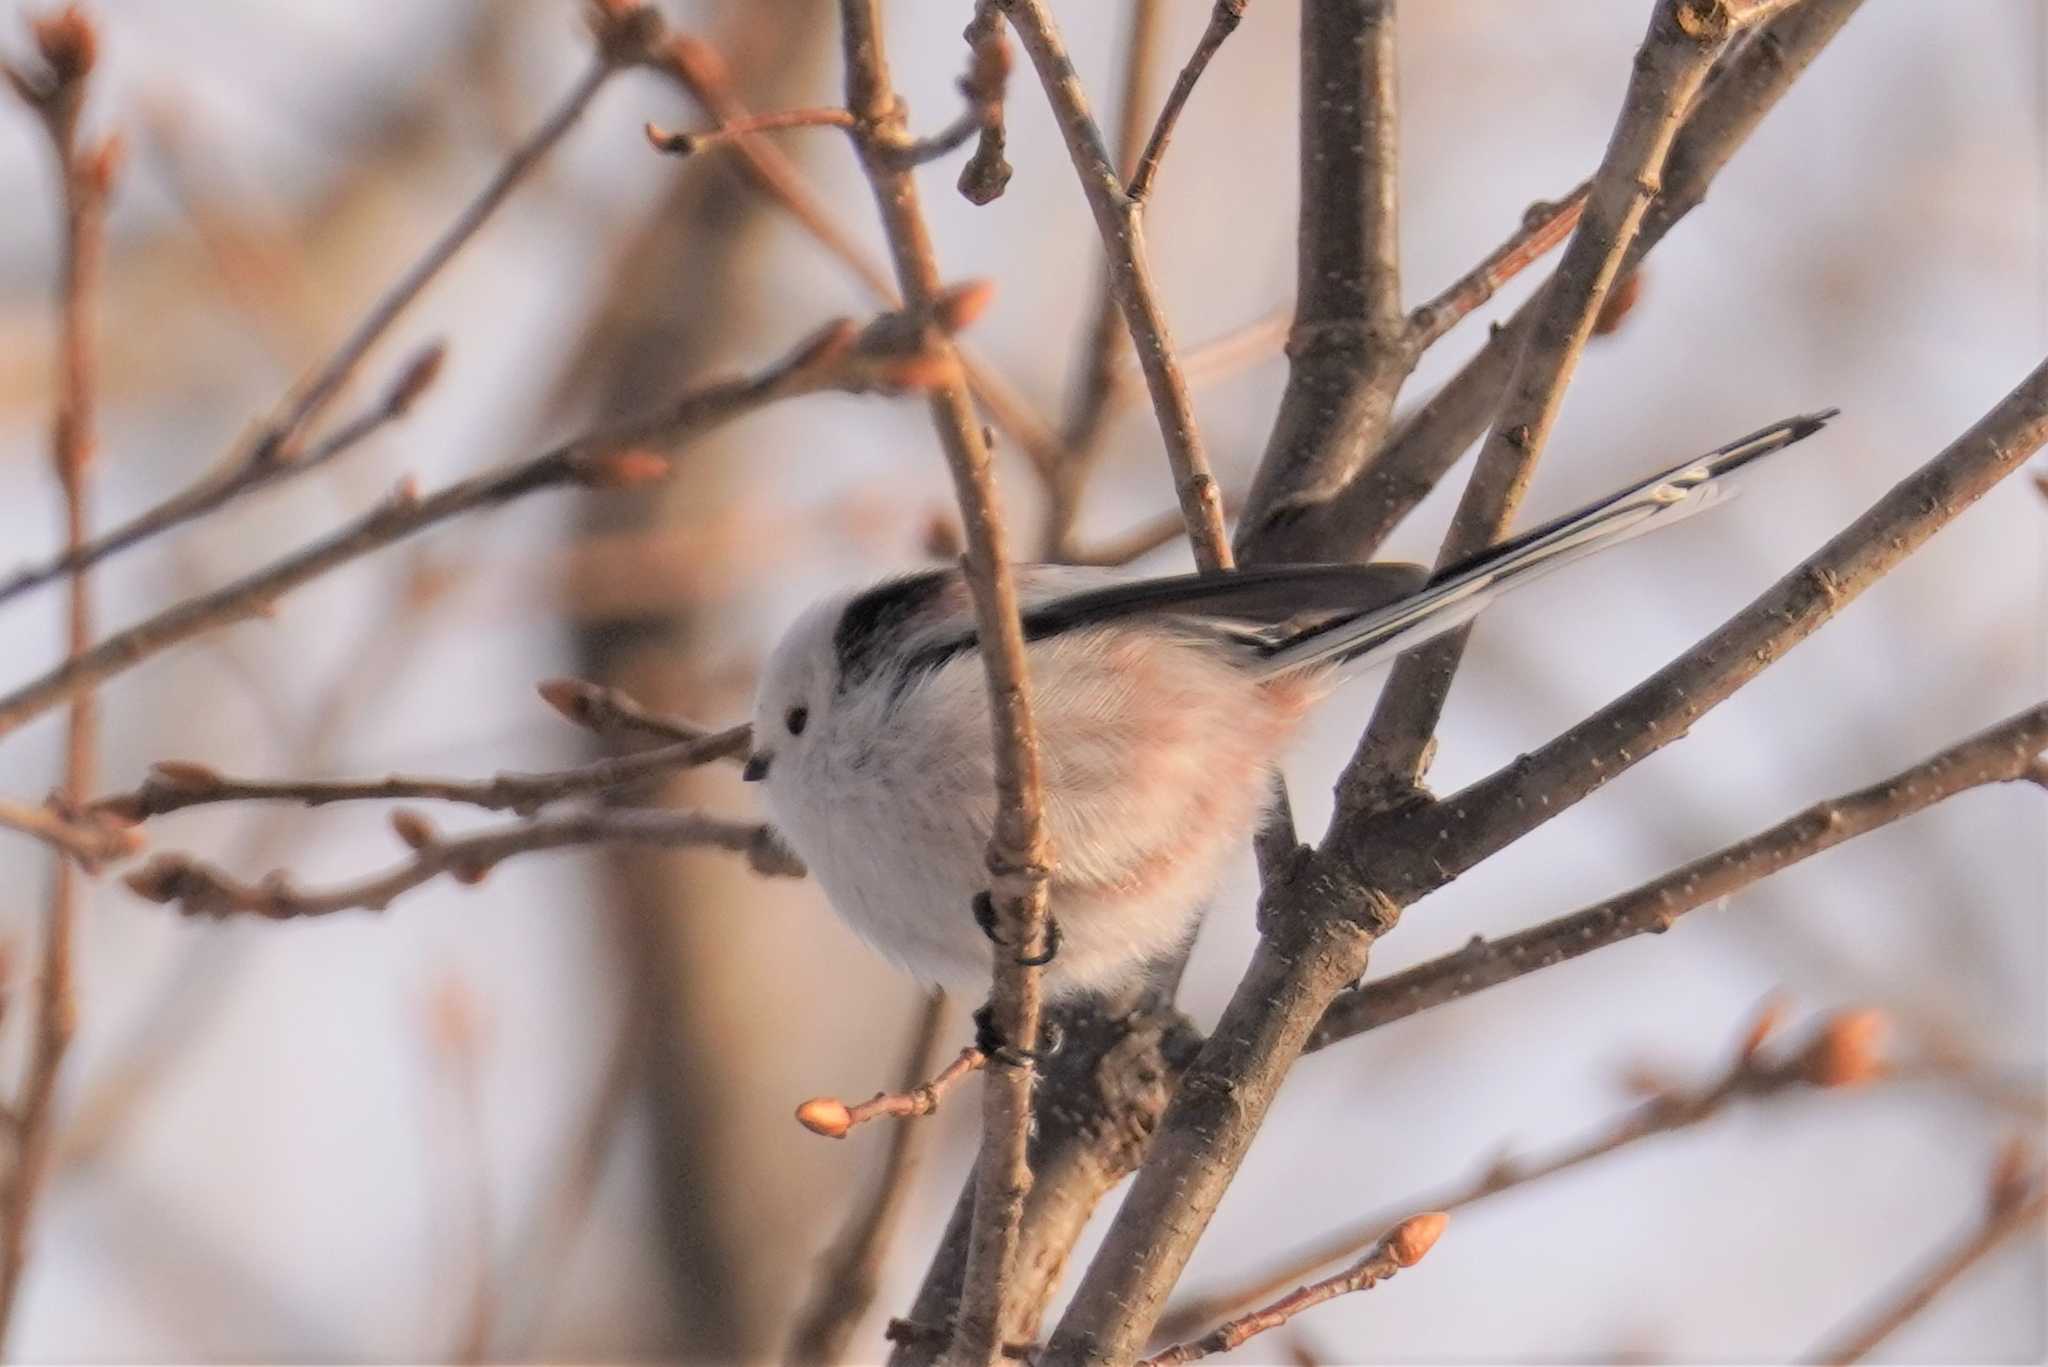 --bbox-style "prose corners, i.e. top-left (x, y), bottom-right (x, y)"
top-left (748, 411), bottom-right (1835, 999)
